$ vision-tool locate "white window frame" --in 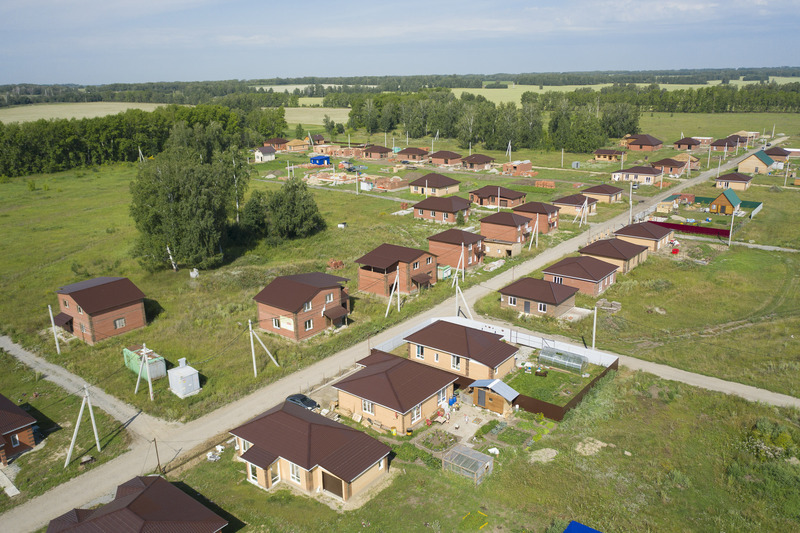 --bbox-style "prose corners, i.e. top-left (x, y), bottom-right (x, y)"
top-left (431, 188), bottom-right (437, 194)
top-left (273, 318), bottom-right (280, 329)
top-left (411, 404), bottom-right (421, 423)
top-left (508, 296), bottom-right (517, 306)
top-left (325, 293), bottom-right (334, 303)
top-left (378, 458), bottom-right (384, 470)
top-left (418, 209), bottom-right (424, 215)
top-left (443, 212), bottom-right (449, 220)
top-left (451, 355), bottom-right (461, 371)
top-left (430, 211), bottom-right (436, 217)
top-left (113, 317), bottom-right (126, 330)
top-left (80, 323), bottom-right (86, 333)
top-left (434, 352), bottom-right (439, 362)
top-left (247, 462), bottom-right (257, 482)
top-left (304, 319), bottom-right (313, 331)
top-left (412, 261), bottom-right (419, 270)
top-left (63, 299), bottom-right (69, 309)
top-left (303, 301), bottom-right (312, 312)
top-left (538, 302), bottom-right (547, 313)
top-left (77, 306), bottom-right (83, 315)
top-left (426, 257), bottom-right (432, 265)
top-left (437, 387), bottom-right (447, 406)
top-left (10, 434), bottom-right (19, 447)
top-left (362, 399), bottom-right (375, 415)
top-left (290, 463), bottom-right (301, 484)
top-left (416, 345), bottom-right (424, 360)
top-left (553, 276), bottom-right (563, 284)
